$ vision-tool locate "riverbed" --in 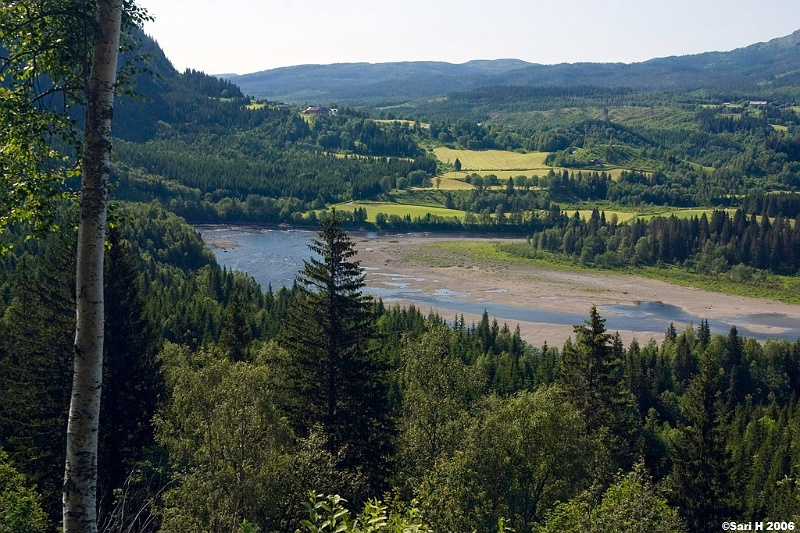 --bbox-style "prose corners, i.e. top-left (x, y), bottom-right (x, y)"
top-left (196, 225), bottom-right (800, 346)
